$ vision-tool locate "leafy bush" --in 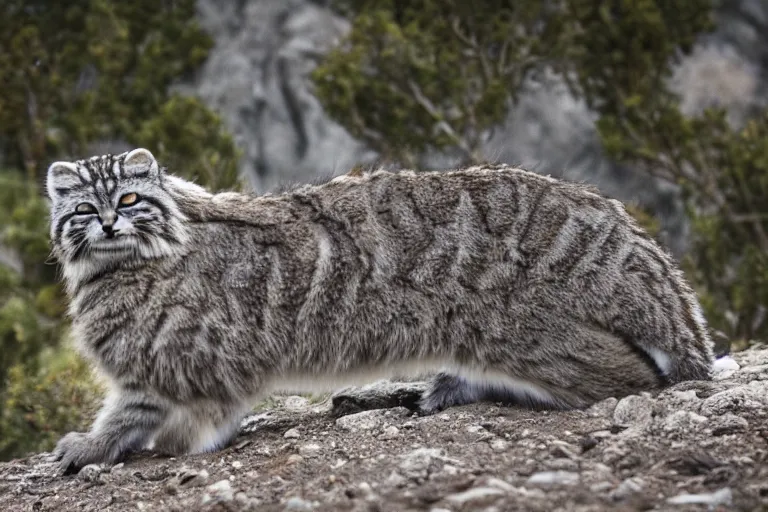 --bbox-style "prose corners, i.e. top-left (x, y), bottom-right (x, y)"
top-left (314, 0), bottom-right (767, 343)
